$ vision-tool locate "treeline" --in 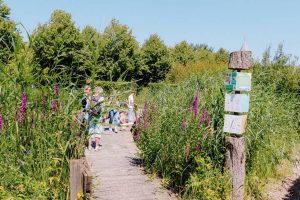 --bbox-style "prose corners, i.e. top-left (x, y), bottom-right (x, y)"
top-left (0, 1), bottom-right (229, 87)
